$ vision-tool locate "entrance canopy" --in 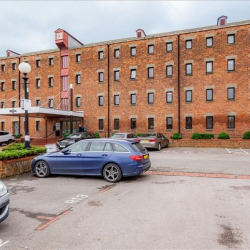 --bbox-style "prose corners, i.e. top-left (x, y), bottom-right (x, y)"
top-left (0, 107), bottom-right (84, 118)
